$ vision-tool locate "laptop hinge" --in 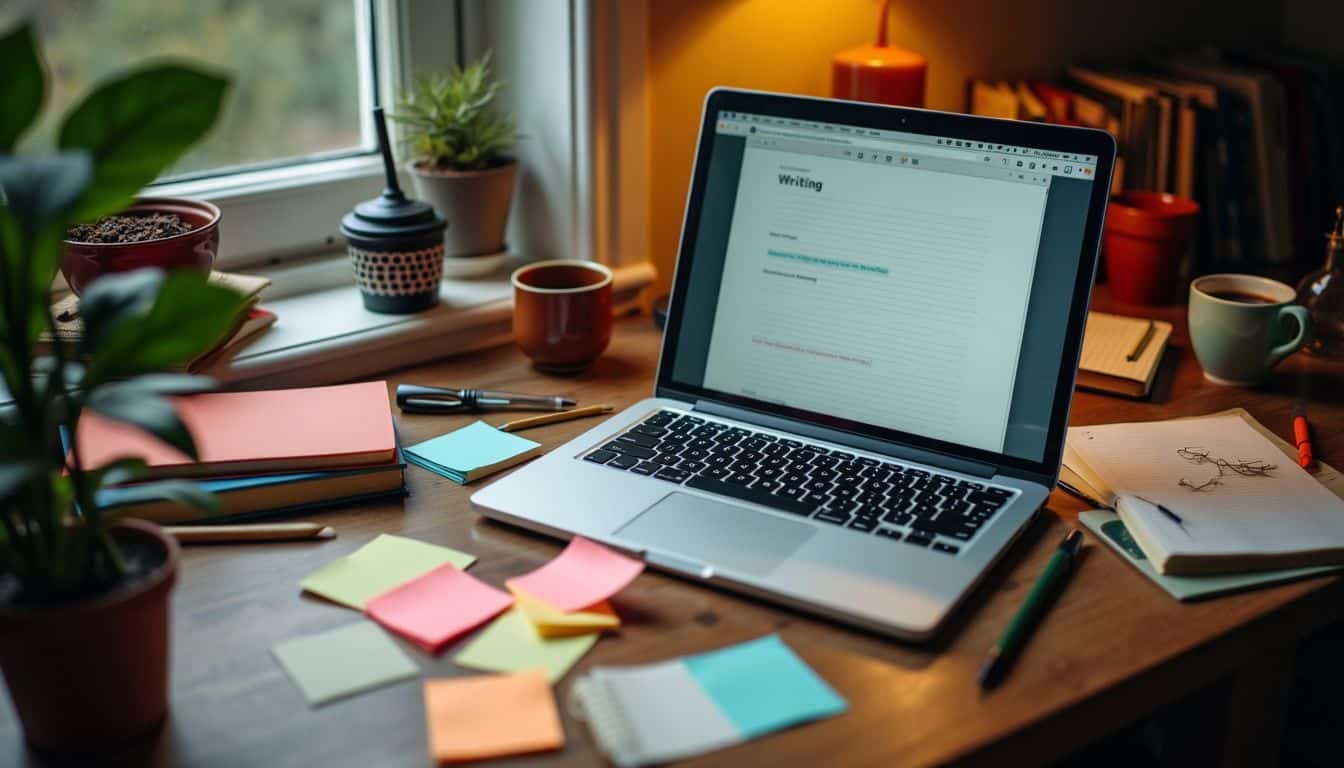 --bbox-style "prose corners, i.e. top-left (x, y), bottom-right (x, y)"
top-left (692, 400), bottom-right (998, 479)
